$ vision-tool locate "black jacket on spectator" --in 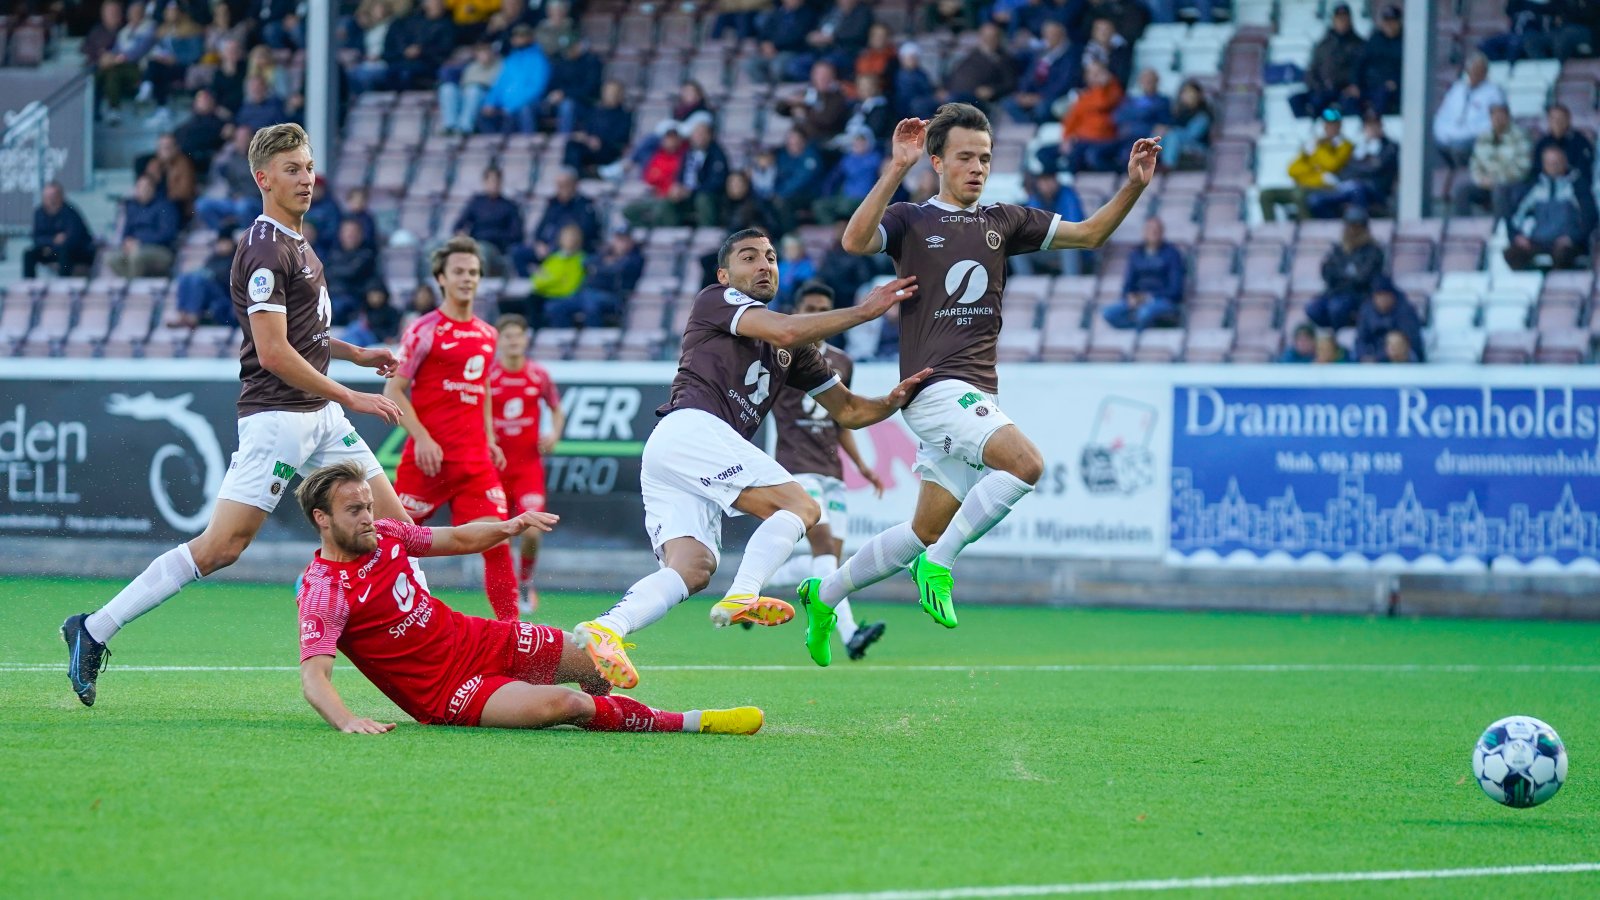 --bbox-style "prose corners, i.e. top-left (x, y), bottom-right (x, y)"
top-left (679, 141), bottom-right (730, 199)
top-left (324, 244), bottom-right (378, 301)
top-left (818, 4), bottom-right (873, 56)
top-left (209, 67), bottom-right (246, 115)
top-left (123, 196), bottom-right (181, 249)
top-left (723, 194), bottom-right (780, 237)
top-left (363, 301), bottom-right (402, 344)
top-left (1321, 241), bottom-right (1385, 297)
top-left (576, 105), bottom-right (633, 163)
top-left (1359, 30), bottom-right (1403, 99)
top-left (1532, 131), bottom-right (1596, 185)
top-left (1305, 28), bottom-right (1364, 95)
top-left (1345, 135), bottom-right (1400, 205)
top-left (385, 12), bottom-right (454, 70)
top-left (1356, 286), bottom-right (1425, 362)
top-left (455, 194), bottom-right (525, 252)
top-left (550, 48), bottom-right (604, 108)
top-left (199, 245), bottom-right (234, 288)
top-left (534, 193), bottom-right (601, 252)
top-left (759, 4), bottom-right (818, 54)
top-left (175, 112), bottom-right (228, 174)
top-left (33, 202), bottom-right (95, 259)
top-left (586, 245), bottom-right (644, 296)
